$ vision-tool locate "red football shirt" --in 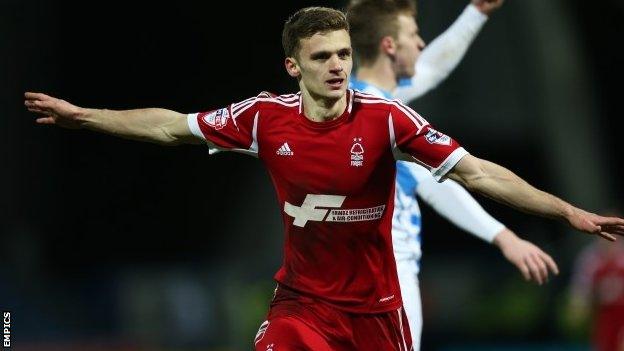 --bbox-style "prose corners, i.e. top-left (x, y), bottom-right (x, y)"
top-left (571, 242), bottom-right (624, 351)
top-left (188, 90), bottom-right (467, 313)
